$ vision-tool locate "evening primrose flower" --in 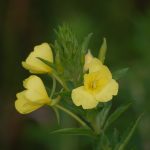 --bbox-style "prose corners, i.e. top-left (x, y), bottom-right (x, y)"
top-left (15, 75), bottom-right (51, 114)
top-left (72, 58), bottom-right (118, 109)
top-left (22, 43), bottom-right (53, 74)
